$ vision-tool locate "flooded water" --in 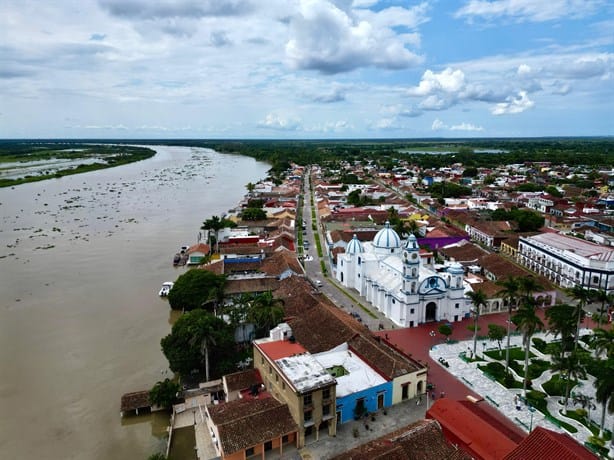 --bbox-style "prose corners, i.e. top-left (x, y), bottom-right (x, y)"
top-left (0, 146), bottom-right (269, 460)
